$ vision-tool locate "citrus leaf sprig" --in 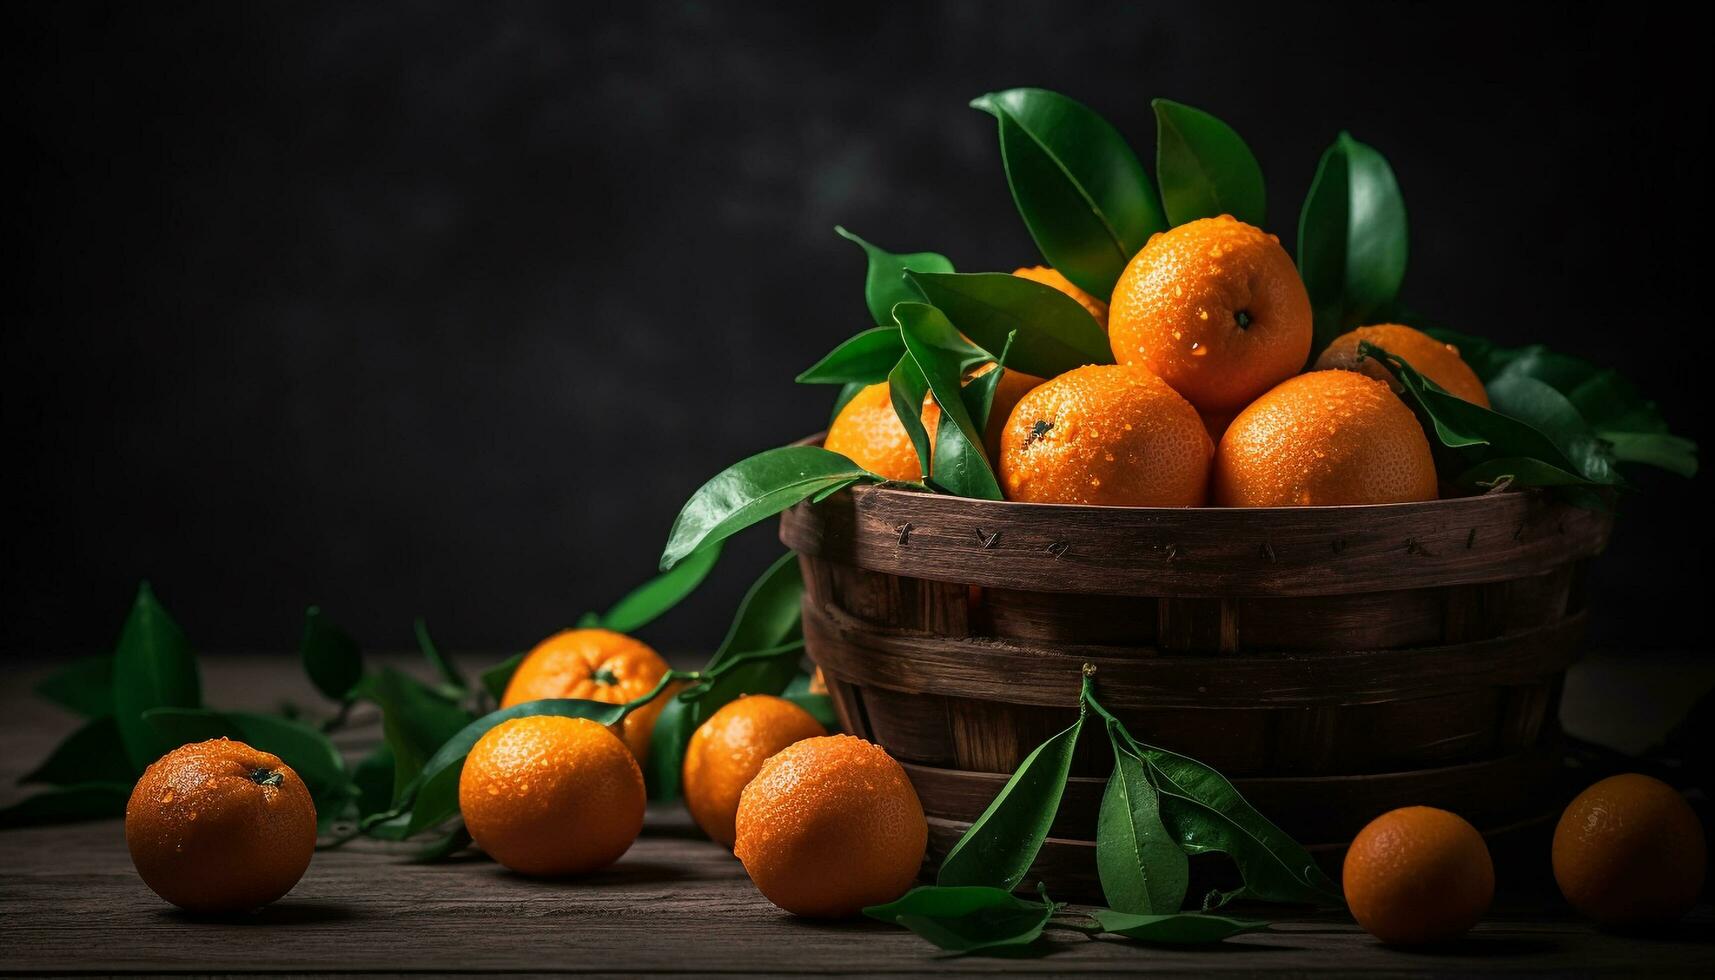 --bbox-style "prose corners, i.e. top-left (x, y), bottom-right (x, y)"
top-left (869, 665), bottom-right (1335, 956)
top-left (1298, 132), bottom-right (1408, 357)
